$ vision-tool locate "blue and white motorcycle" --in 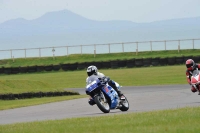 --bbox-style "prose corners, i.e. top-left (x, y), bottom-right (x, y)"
top-left (85, 76), bottom-right (129, 113)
